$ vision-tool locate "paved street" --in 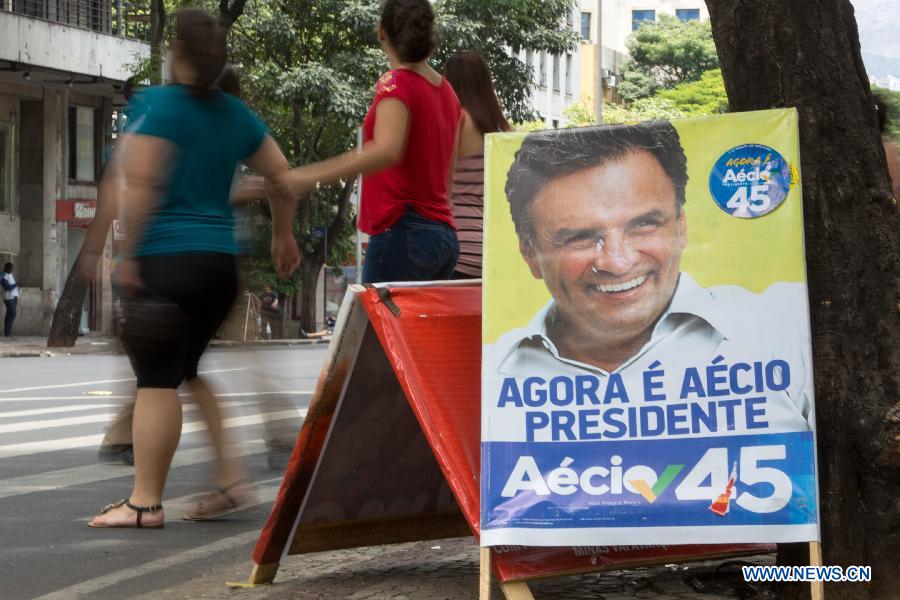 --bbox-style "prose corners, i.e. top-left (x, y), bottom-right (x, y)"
top-left (0, 344), bottom-right (772, 599)
top-left (0, 345), bottom-right (322, 599)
